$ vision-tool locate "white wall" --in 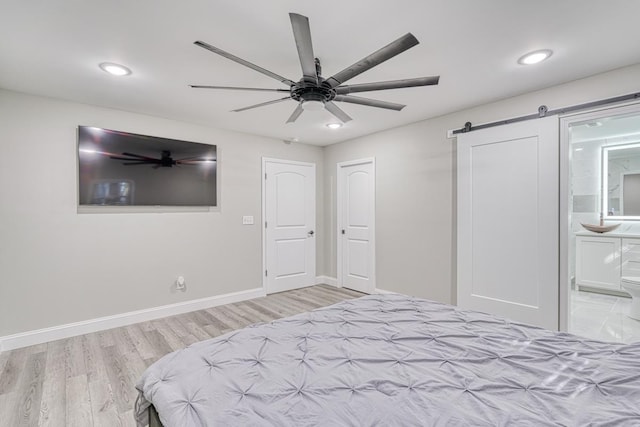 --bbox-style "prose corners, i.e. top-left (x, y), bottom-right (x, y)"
top-left (323, 63), bottom-right (640, 304)
top-left (3, 63), bottom-right (640, 339)
top-left (0, 89), bottom-right (324, 337)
